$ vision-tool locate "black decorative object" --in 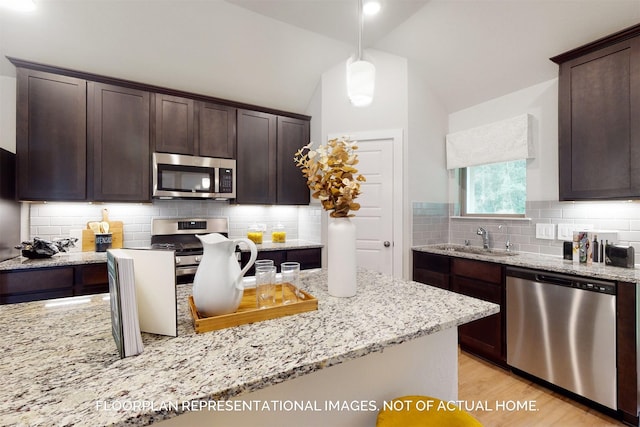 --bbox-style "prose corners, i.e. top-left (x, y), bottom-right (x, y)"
top-left (16, 237), bottom-right (78, 259)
